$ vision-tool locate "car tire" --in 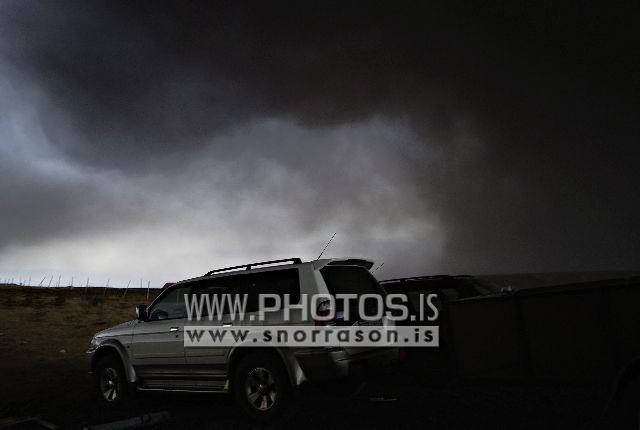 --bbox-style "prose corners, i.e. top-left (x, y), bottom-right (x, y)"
top-left (610, 372), bottom-right (640, 430)
top-left (94, 355), bottom-right (129, 407)
top-left (232, 351), bottom-right (291, 422)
